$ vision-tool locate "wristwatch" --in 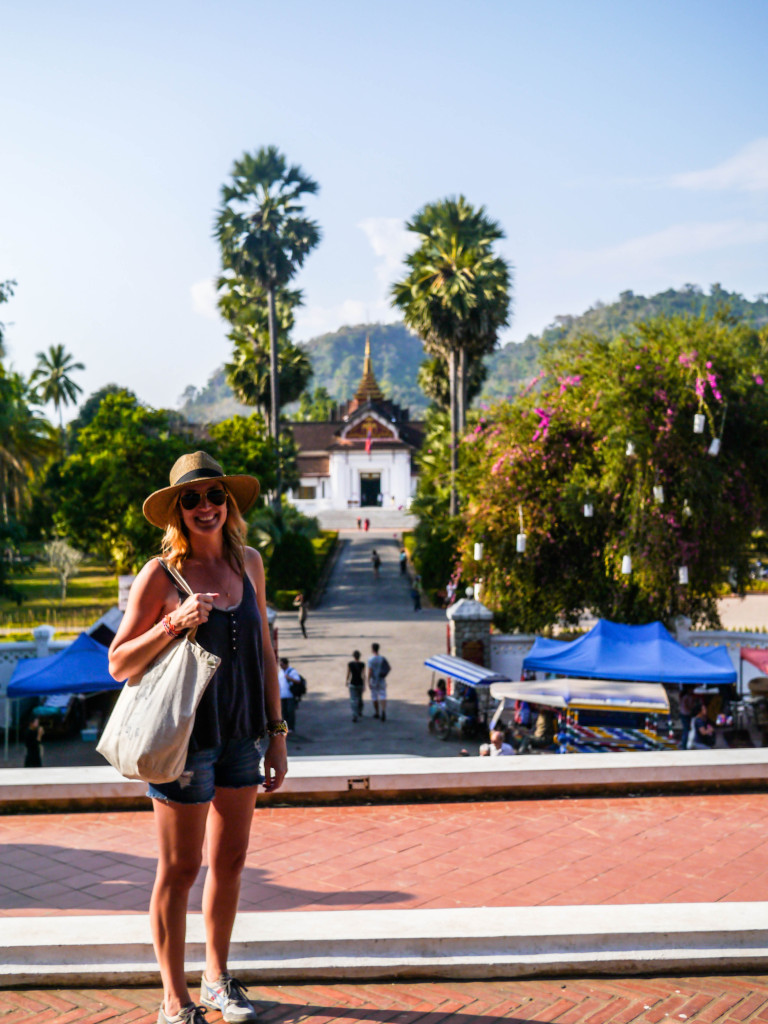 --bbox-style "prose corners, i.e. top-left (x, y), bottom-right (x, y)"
top-left (267, 719), bottom-right (289, 737)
